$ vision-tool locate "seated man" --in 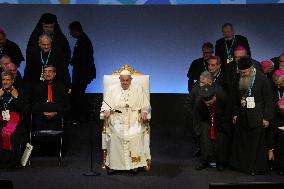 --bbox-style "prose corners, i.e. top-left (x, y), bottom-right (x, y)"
top-left (101, 70), bottom-right (151, 174)
top-left (0, 71), bottom-right (29, 168)
top-left (32, 65), bottom-right (69, 131)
